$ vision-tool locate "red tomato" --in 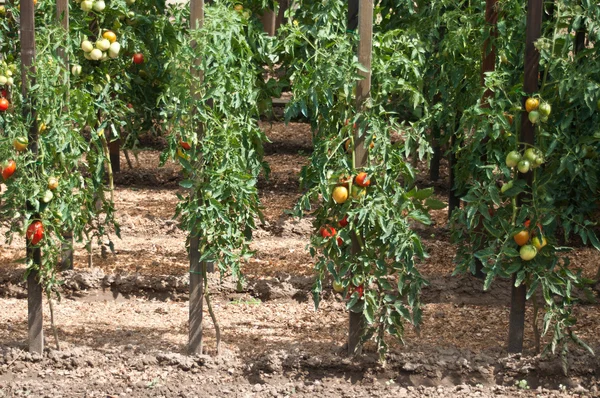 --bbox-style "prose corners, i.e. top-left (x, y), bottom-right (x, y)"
top-left (0, 98), bottom-right (9, 111)
top-left (1, 89), bottom-right (7, 98)
top-left (1, 160), bottom-right (16, 180)
top-left (354, 172), bottom-right (370, 187)
top-left (132, 53), bottom-right (144, 64)
top-left (336, 237), bottom-right (343, 247)
top-left (319, 225), bottom-right (336, 239)
top-left (339, 215), bottom-right (349, 228)
top-left (26, 221), bottom-right (44, 246)
top-left (180, 140), bottom-right (191, 150)
top-left (355, 285), bottom-right (364, 298)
